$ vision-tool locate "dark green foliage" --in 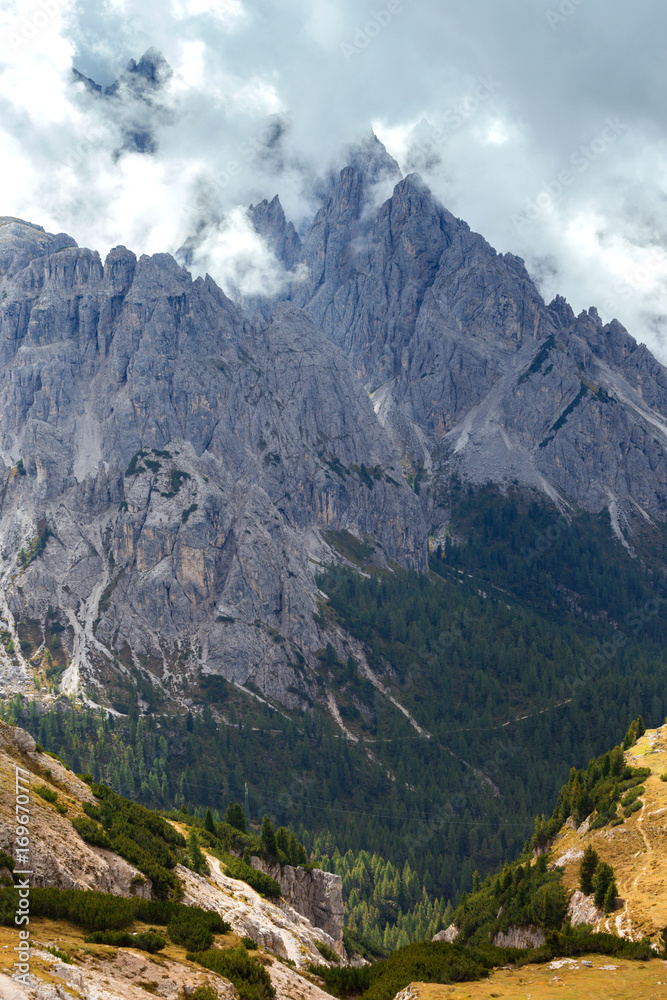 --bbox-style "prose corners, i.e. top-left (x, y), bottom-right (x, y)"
top-left (125, 450), bottom-right (148, 476)
top-left (261, 815), bottom-right (277, 859)
top-left (451, 860), bottom-right (566, 945)
top-left (188, 945), bottom-right (276, 1000)
top-left (314, 942), bottom-right (490, 1000)
top-left (84, 930), bottom-right (166, 953)
top-left (579, 846), bottom-right (599, 895)
top-left (222, 854), bottom-right (281, 898)
top-left (187, 828), bottom-right (208, 875)
top-left (623, 716), bottom-right (647, 749)
top-left (241, 936), bottom-right (258, 949)
top-left (0, 887), bottom-right (229, 950)
top-left (533, 742), bottom-right (651, 840)
top-left (72, 816), bottom-right (111, 849)
top-left (315, 939), bottom-right (339, 963)
top-left (592, 862), bottom-right (616, 909)
top-left (73, 783), bottom-right (185, 897)
top-left (35, 785), bottom-right (58, 803)
top-left (603, 880), bottom-right (618, 914)
top-left (161, 469), bottom-right (191, 497)
top-left (224, 803), bottom-right (247, 833)
top-left (167, 907), bottom-right (228, 950)
top-left (315, 931), bottom-right (653, 1000)
top-left (182, 503), bottom-right (198, 524)
top-left (204, 809), bottom-right (215, 834)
